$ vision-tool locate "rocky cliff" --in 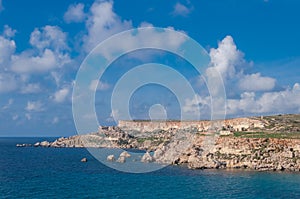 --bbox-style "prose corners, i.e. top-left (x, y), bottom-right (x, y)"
top-left (31, 114), bottom-right (300, 171)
